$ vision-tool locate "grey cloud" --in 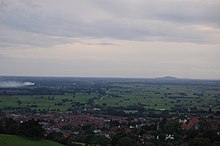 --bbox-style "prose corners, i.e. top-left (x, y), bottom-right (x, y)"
top-left (78, 41), bottom-right (119, 47)
top-left (0, 24), bottom-right (75, 48)
top-left (93, 0), bottom-right (220, 26)
top-left (0, 0), bottom-right (220, 48)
